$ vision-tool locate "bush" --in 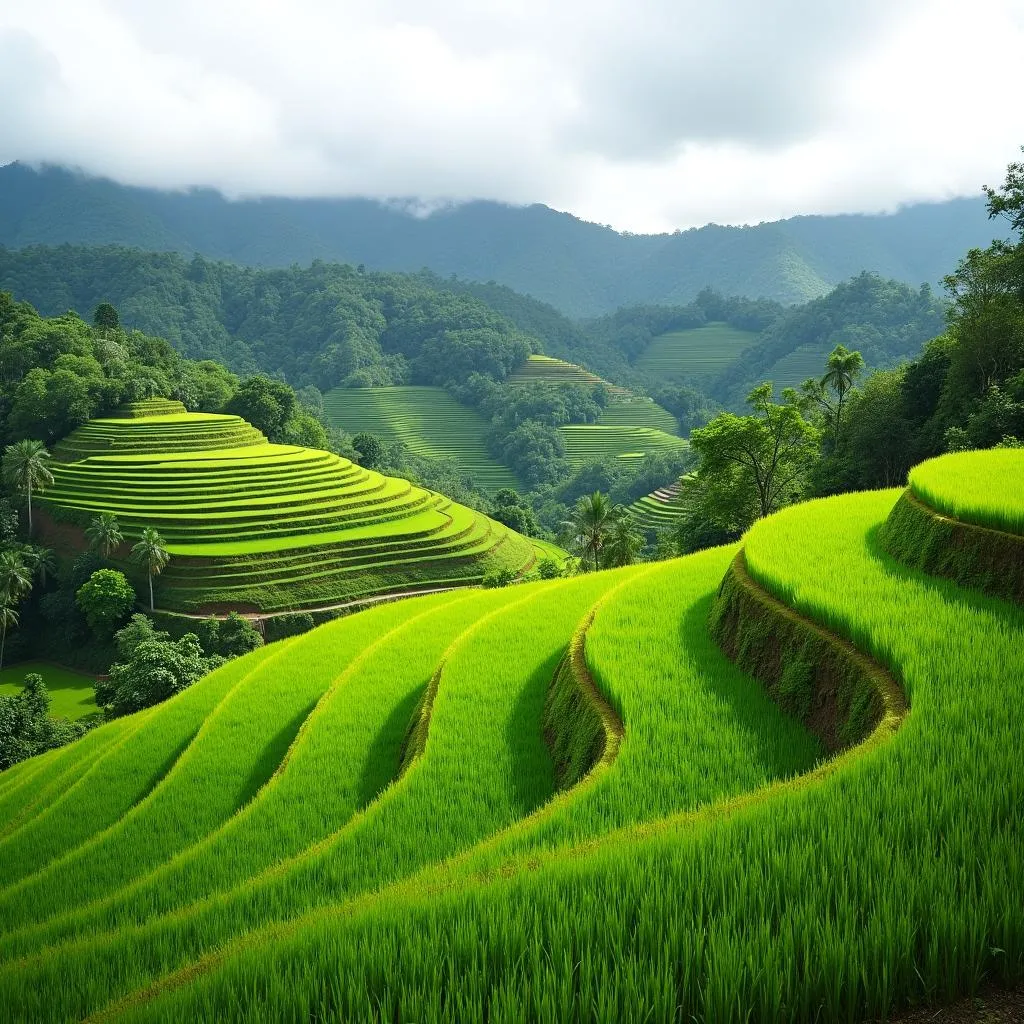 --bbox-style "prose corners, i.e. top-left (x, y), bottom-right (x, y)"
top-left (0, 673), bottom-right (88, 770)
top-left (536, 558), bottom-right (562, 580)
